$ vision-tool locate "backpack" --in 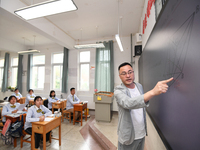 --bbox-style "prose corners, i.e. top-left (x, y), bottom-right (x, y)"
top-left (9, 115), bottom-right (24, 138)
